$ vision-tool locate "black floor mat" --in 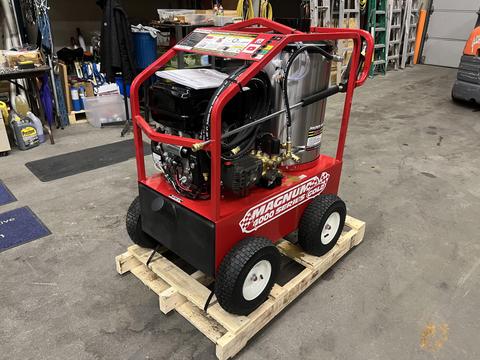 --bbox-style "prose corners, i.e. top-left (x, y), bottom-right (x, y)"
top-left (25, 139), bottom-right (152, 182)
